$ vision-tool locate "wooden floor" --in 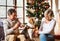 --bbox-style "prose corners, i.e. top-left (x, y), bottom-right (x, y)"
top-left (1, 37), bottom-right (60, 41)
